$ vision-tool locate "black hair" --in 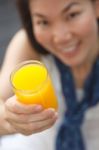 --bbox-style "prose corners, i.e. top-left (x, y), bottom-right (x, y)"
top-left (16, 0), bottom-right (49, 54)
